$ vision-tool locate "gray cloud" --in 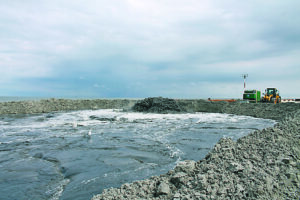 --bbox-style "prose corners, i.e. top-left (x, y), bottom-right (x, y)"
top-left (0, 0), bottom-right (299, 98)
